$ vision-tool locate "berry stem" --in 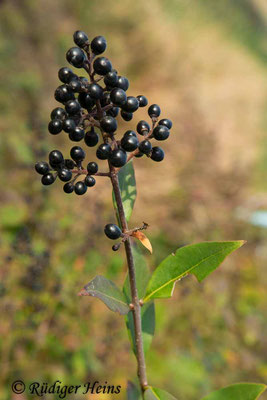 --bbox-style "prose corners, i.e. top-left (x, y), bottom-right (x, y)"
top-left (110, 168), bottom-right (148, 393)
